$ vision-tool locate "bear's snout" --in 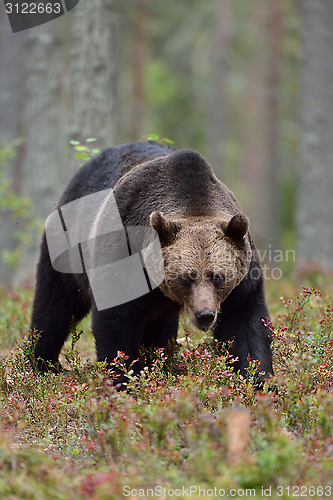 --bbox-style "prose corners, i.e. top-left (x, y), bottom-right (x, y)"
top-left (195, 309), bottom-right (216, 329)
top-left (186, 282), bottom-right (219, 331)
